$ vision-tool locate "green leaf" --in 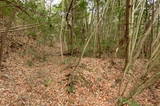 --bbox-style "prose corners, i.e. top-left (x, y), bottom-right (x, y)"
top-left (0, 2), bottom-right (14, 17)
top-left (67, 83), bottom-right (76, 93)
top-left (79, 0), bottom-right (88, 9)
top-left (118, 98), bottom-right (140, 106)
top-left (128, 100), bottom-right (140, 106)
top-left (44, 79), bottom-right (52, 87)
